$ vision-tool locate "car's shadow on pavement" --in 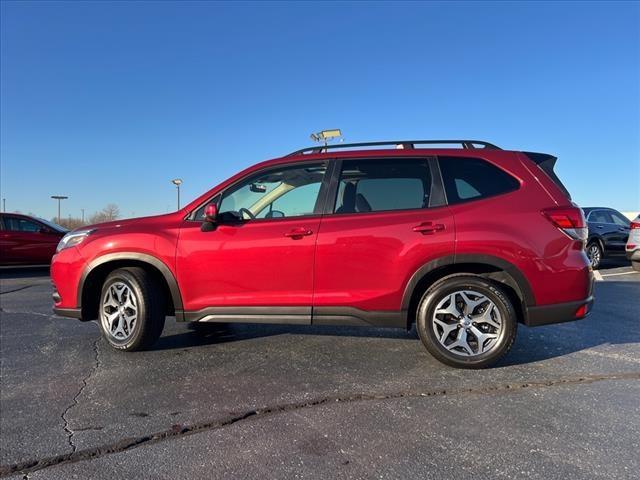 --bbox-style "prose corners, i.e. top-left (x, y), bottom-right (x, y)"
top-left (498, 280), bottom-right (639, 367)
top-left (0, 266), bottom-right (51, 279)
top-left (598, 257), bottom-right (632, 271)
top-left (153, 321), bottom-right (419, 351)
top-left (151, 281), bottom-right (638, 367)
